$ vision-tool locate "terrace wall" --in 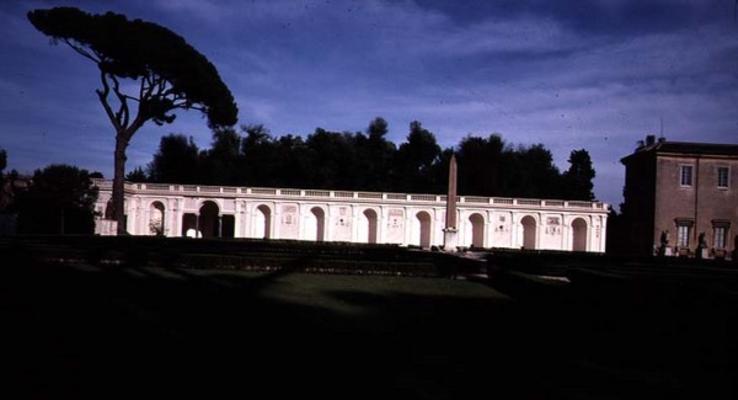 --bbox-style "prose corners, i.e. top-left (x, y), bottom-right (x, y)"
top-left (93, 180), bottom-right (609, 252)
